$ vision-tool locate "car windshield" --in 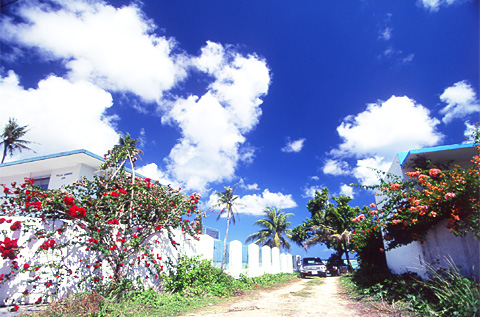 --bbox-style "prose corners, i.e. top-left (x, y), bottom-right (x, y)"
top-left (302, 258), bottom-right (323, 265)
